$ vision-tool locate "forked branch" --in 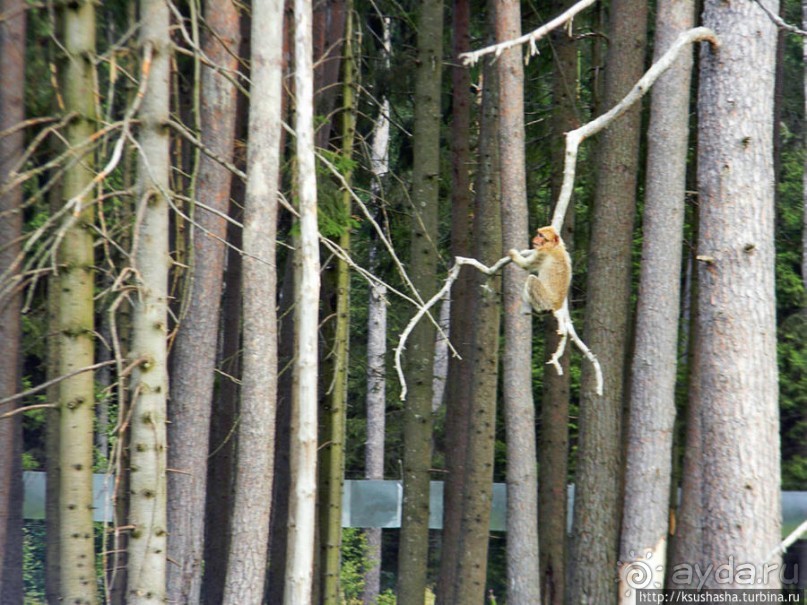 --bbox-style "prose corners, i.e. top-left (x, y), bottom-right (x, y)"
top-left (550, 26), bottom-right (718, 230)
